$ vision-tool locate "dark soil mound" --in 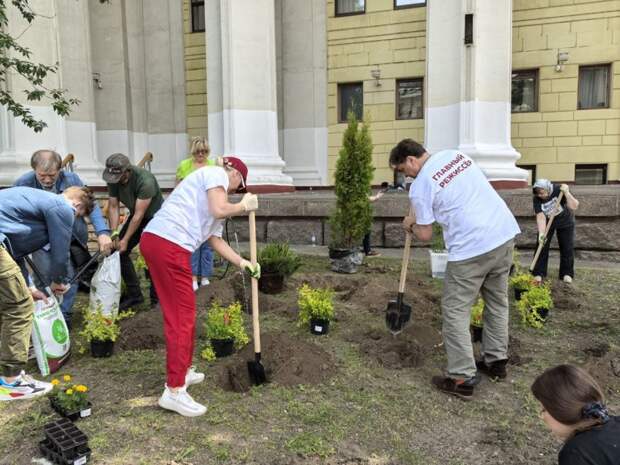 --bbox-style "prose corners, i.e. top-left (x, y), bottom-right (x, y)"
top-left (215, 332), bottom-right (336, 392)
top-left (350, 323), bottom-right (442, 369)
top-left (507, 336), bottom-right (531, 366)
top-left (118, 308), bottom-right (166, 351)
top-left (585, 349), bottom-right (620, 395)
top-left (551, 281), bottom-right (584, 311)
